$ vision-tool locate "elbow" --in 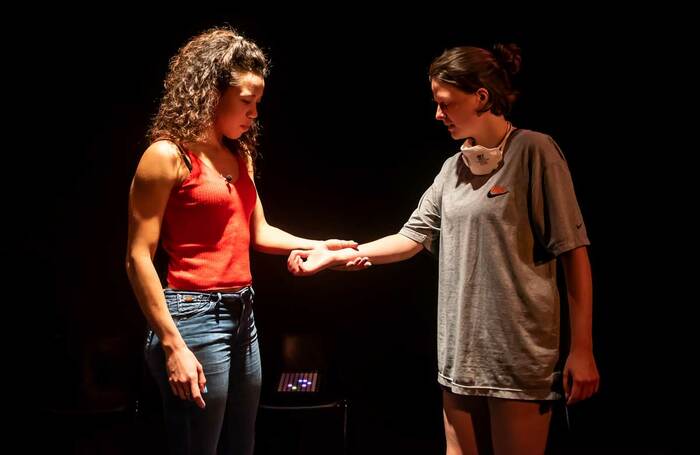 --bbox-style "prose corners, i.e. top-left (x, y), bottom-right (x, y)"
top-left (249, 224), bottom-right (268, 252)
top-left (250, 237), bottom-right (272, 254)
top-left (125, 251), bottom-right (147, 279)
top-left (125, 254), bottom-right (137, 279)
top-left (249, 231), bottom-right (261, 252)
top-left (398, 236), bottom-right (424, 261)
